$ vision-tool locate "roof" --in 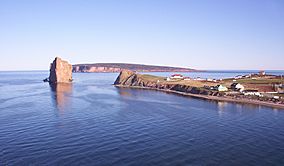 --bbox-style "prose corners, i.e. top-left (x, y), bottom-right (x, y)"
top-left (243, 90), bottom-right (258, 92)
top-left (171, 74), bottom-right (183, 77)
top-left (231, 83), bottom-right (243, 87)
top-left (231, 83), bottom-right (239, 86)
